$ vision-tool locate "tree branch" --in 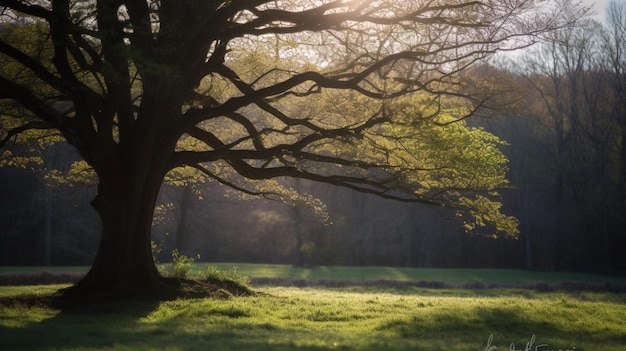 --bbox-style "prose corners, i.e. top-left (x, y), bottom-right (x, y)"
top-left (0, 120), bottom-right (52, 148)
